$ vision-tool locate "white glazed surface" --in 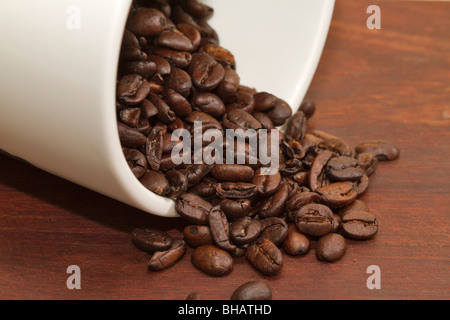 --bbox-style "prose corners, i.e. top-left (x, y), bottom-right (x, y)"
top-left (0, 0), bottom-right (334, 217)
